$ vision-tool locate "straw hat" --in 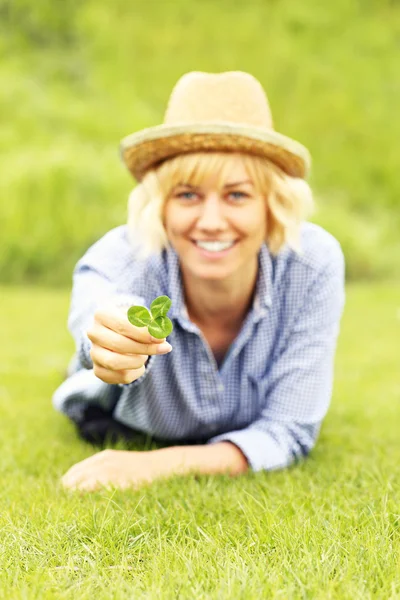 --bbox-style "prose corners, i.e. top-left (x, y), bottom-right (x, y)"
top-left (120, 71), bottom-right (311, 181)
